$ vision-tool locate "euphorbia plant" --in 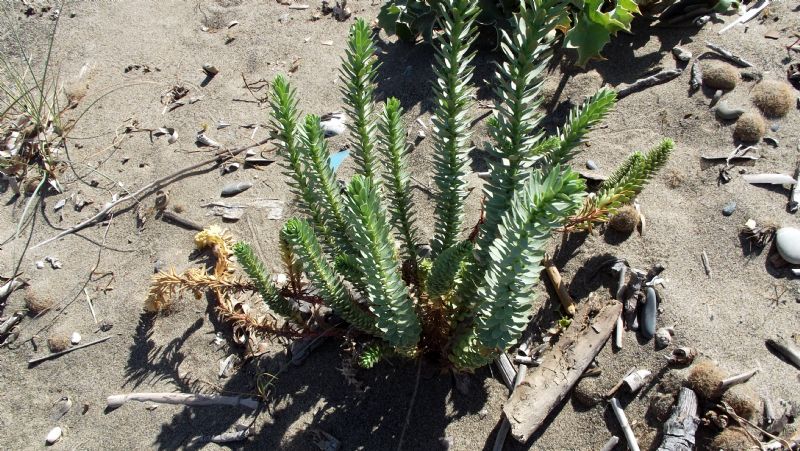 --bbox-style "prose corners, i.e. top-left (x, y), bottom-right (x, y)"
top-left (234, 0), bottom-right (672, 371)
